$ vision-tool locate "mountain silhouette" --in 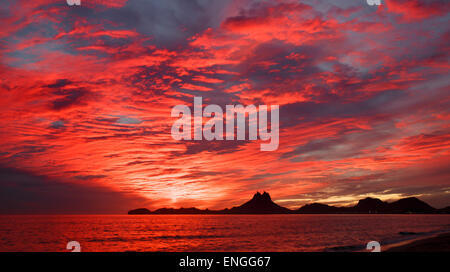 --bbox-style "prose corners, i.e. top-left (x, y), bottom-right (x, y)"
top-left (128, 192), bottom-right (448, 214)
top-left (227, 192), bottom-right (291, 214)
top-left (157, 207), bottom-right (205, 214)
top-left (353, 197), bottom-right (389, 213)
top-left (296, 196), bottom-right (439, 214)
top-left (439, 206), bottom-right (450, 214)
top-left (128, 208), bottom-right (151, 214)
top-left (388, 197), bottom-right (435, 213)
top-left (296, 203), bottom-right (341, 214)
